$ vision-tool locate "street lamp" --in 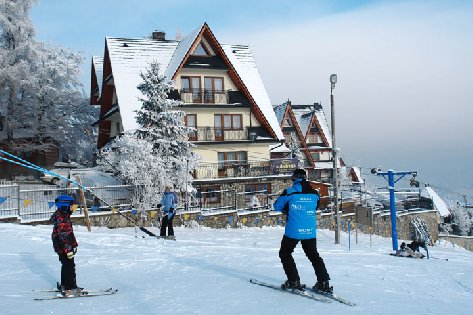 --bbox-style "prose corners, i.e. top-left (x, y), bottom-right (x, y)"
top-left (330, 74), bottom-right (340, 244)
